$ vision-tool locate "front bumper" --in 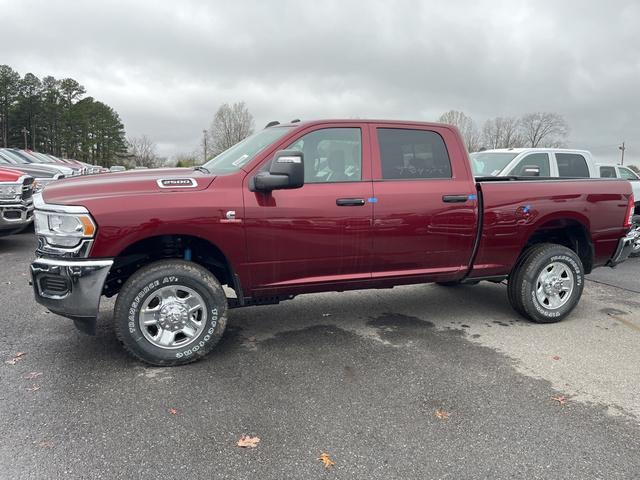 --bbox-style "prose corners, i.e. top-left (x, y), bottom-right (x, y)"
top-left (30, 257), bottom-right (113, 334)
top-left (608, 229), bottom-right (639, 267)
top-left (0, 200), bottom-right (34, 234)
